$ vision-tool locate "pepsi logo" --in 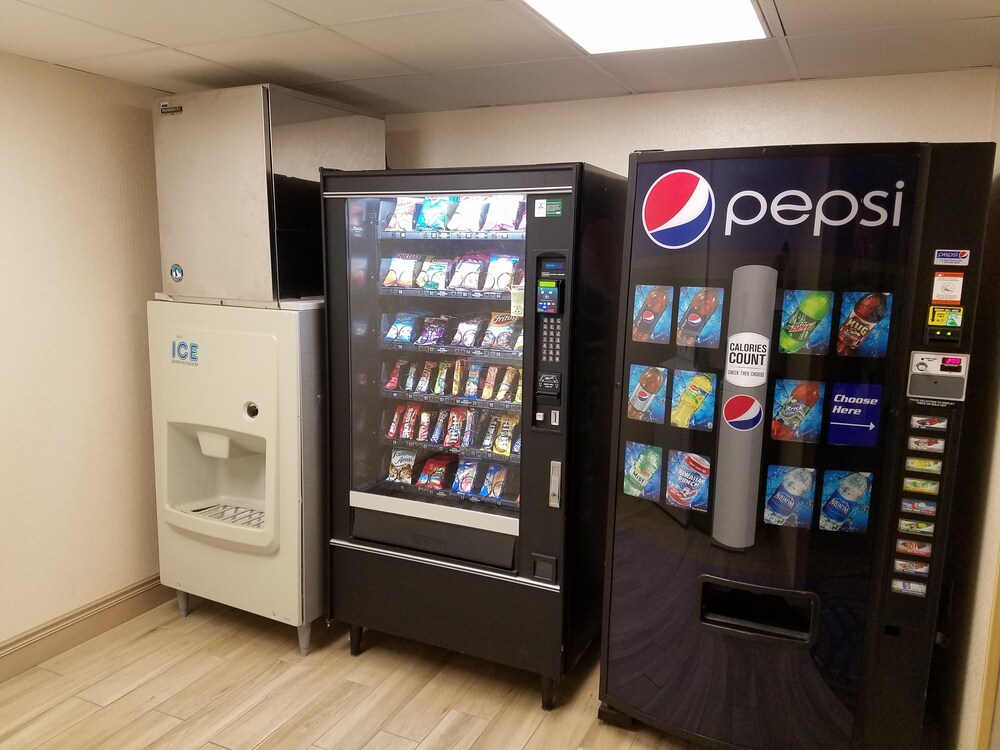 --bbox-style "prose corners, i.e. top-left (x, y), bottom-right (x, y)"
top-left (723, 394), bottom-right (763, 431)
top-left (641, 311), bottom-right (655, 324)
top-left (642, 169), bottom-right (715, 250)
